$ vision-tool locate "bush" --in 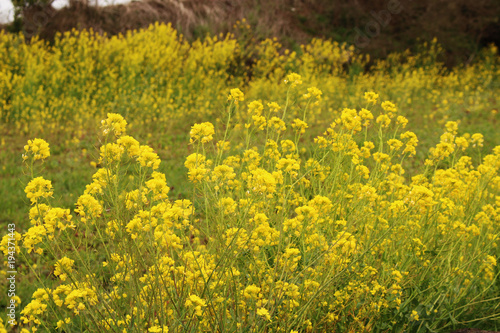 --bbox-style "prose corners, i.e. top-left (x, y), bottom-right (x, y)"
top-left (6, 78), bottom-right (500, 332)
